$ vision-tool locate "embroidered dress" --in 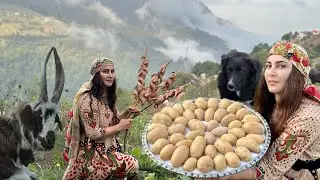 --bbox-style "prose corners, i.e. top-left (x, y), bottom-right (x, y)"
top-left (63, 93), bottom-right (138, 180)
top-left (254, 98), bottom-right (320, 180)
